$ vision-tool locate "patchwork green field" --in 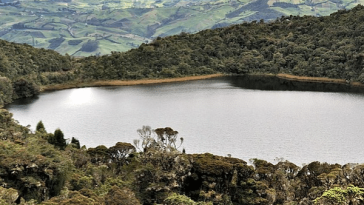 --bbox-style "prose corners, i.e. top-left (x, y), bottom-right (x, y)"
top-left (0, 0), bottom-right (363, 56)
